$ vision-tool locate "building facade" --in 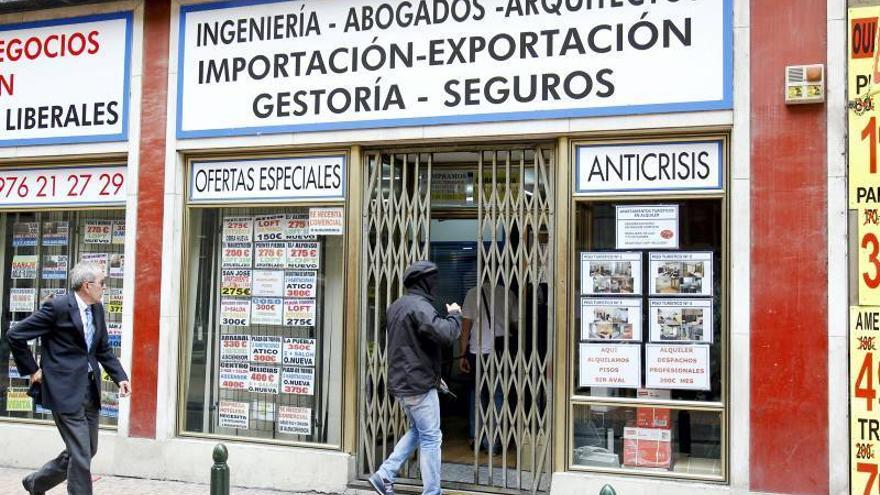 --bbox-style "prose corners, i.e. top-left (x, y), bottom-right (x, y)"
top-left (0, 1), bottom-right (847, 494)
